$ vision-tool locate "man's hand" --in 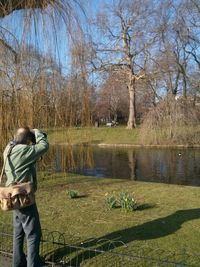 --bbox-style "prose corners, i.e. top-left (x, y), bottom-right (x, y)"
top-left (31, 129), bottom-right (47, 137)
